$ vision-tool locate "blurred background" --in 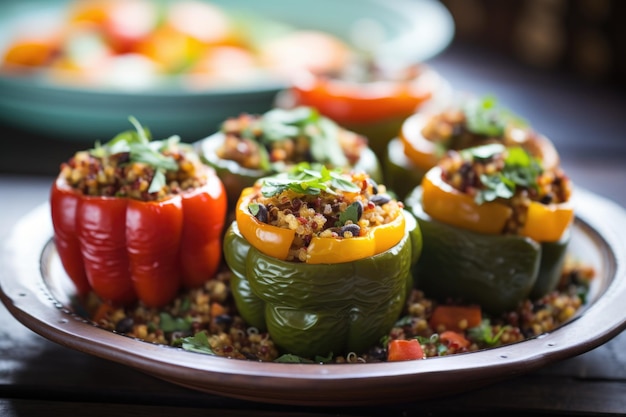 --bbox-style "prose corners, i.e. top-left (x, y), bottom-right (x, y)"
top-left (441, 0), bottom-right (625, 91)
top-left (0, 0), bottom-right (625, 195)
